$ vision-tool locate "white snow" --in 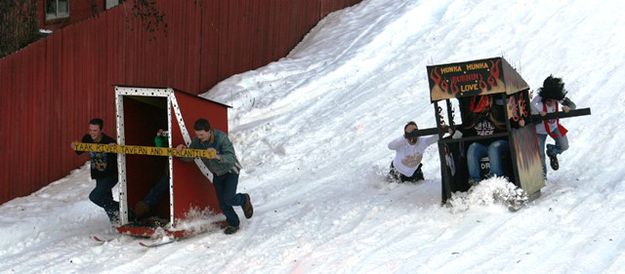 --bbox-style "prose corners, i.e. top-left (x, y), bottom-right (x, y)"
top-left (3, 0), bottom-right (625, 273)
